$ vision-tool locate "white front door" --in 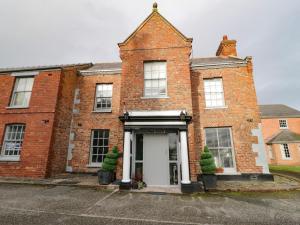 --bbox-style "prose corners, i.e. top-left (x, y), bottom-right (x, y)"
top-left (143, 134), bottom-right (169, 186)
